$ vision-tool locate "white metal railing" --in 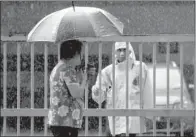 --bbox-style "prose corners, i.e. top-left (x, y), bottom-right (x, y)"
top-left (1, 34), bottom-right (195, 136)
top-left (44, 43), bottom-right (48, 136)
top-left (1, 34), bottom-right (194, 42)
top-left (30, 43), bottom-right (34, 136)
top-left (3, 42), bottom-right (7, 136)
top-left (153, 43), bottom-right (157, 136)
top-left (84, 43), bottom-right (89, 136)
top-left (112, 42), bottom-right (116, 136)
top-left (17, 42), bottom-right (21, 136)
